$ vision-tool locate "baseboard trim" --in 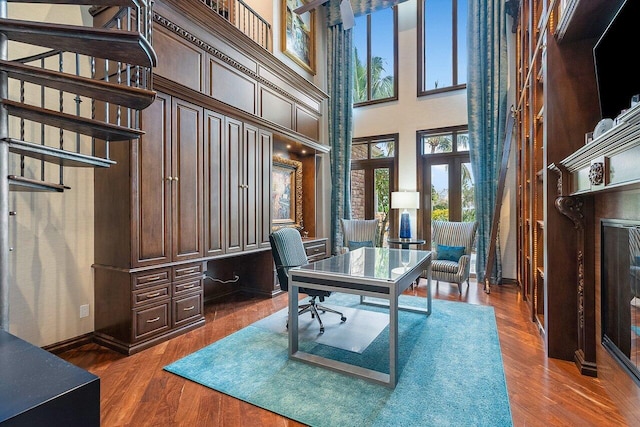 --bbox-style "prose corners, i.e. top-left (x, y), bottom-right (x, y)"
top-left (43, 333), bottom-right (94, 355)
